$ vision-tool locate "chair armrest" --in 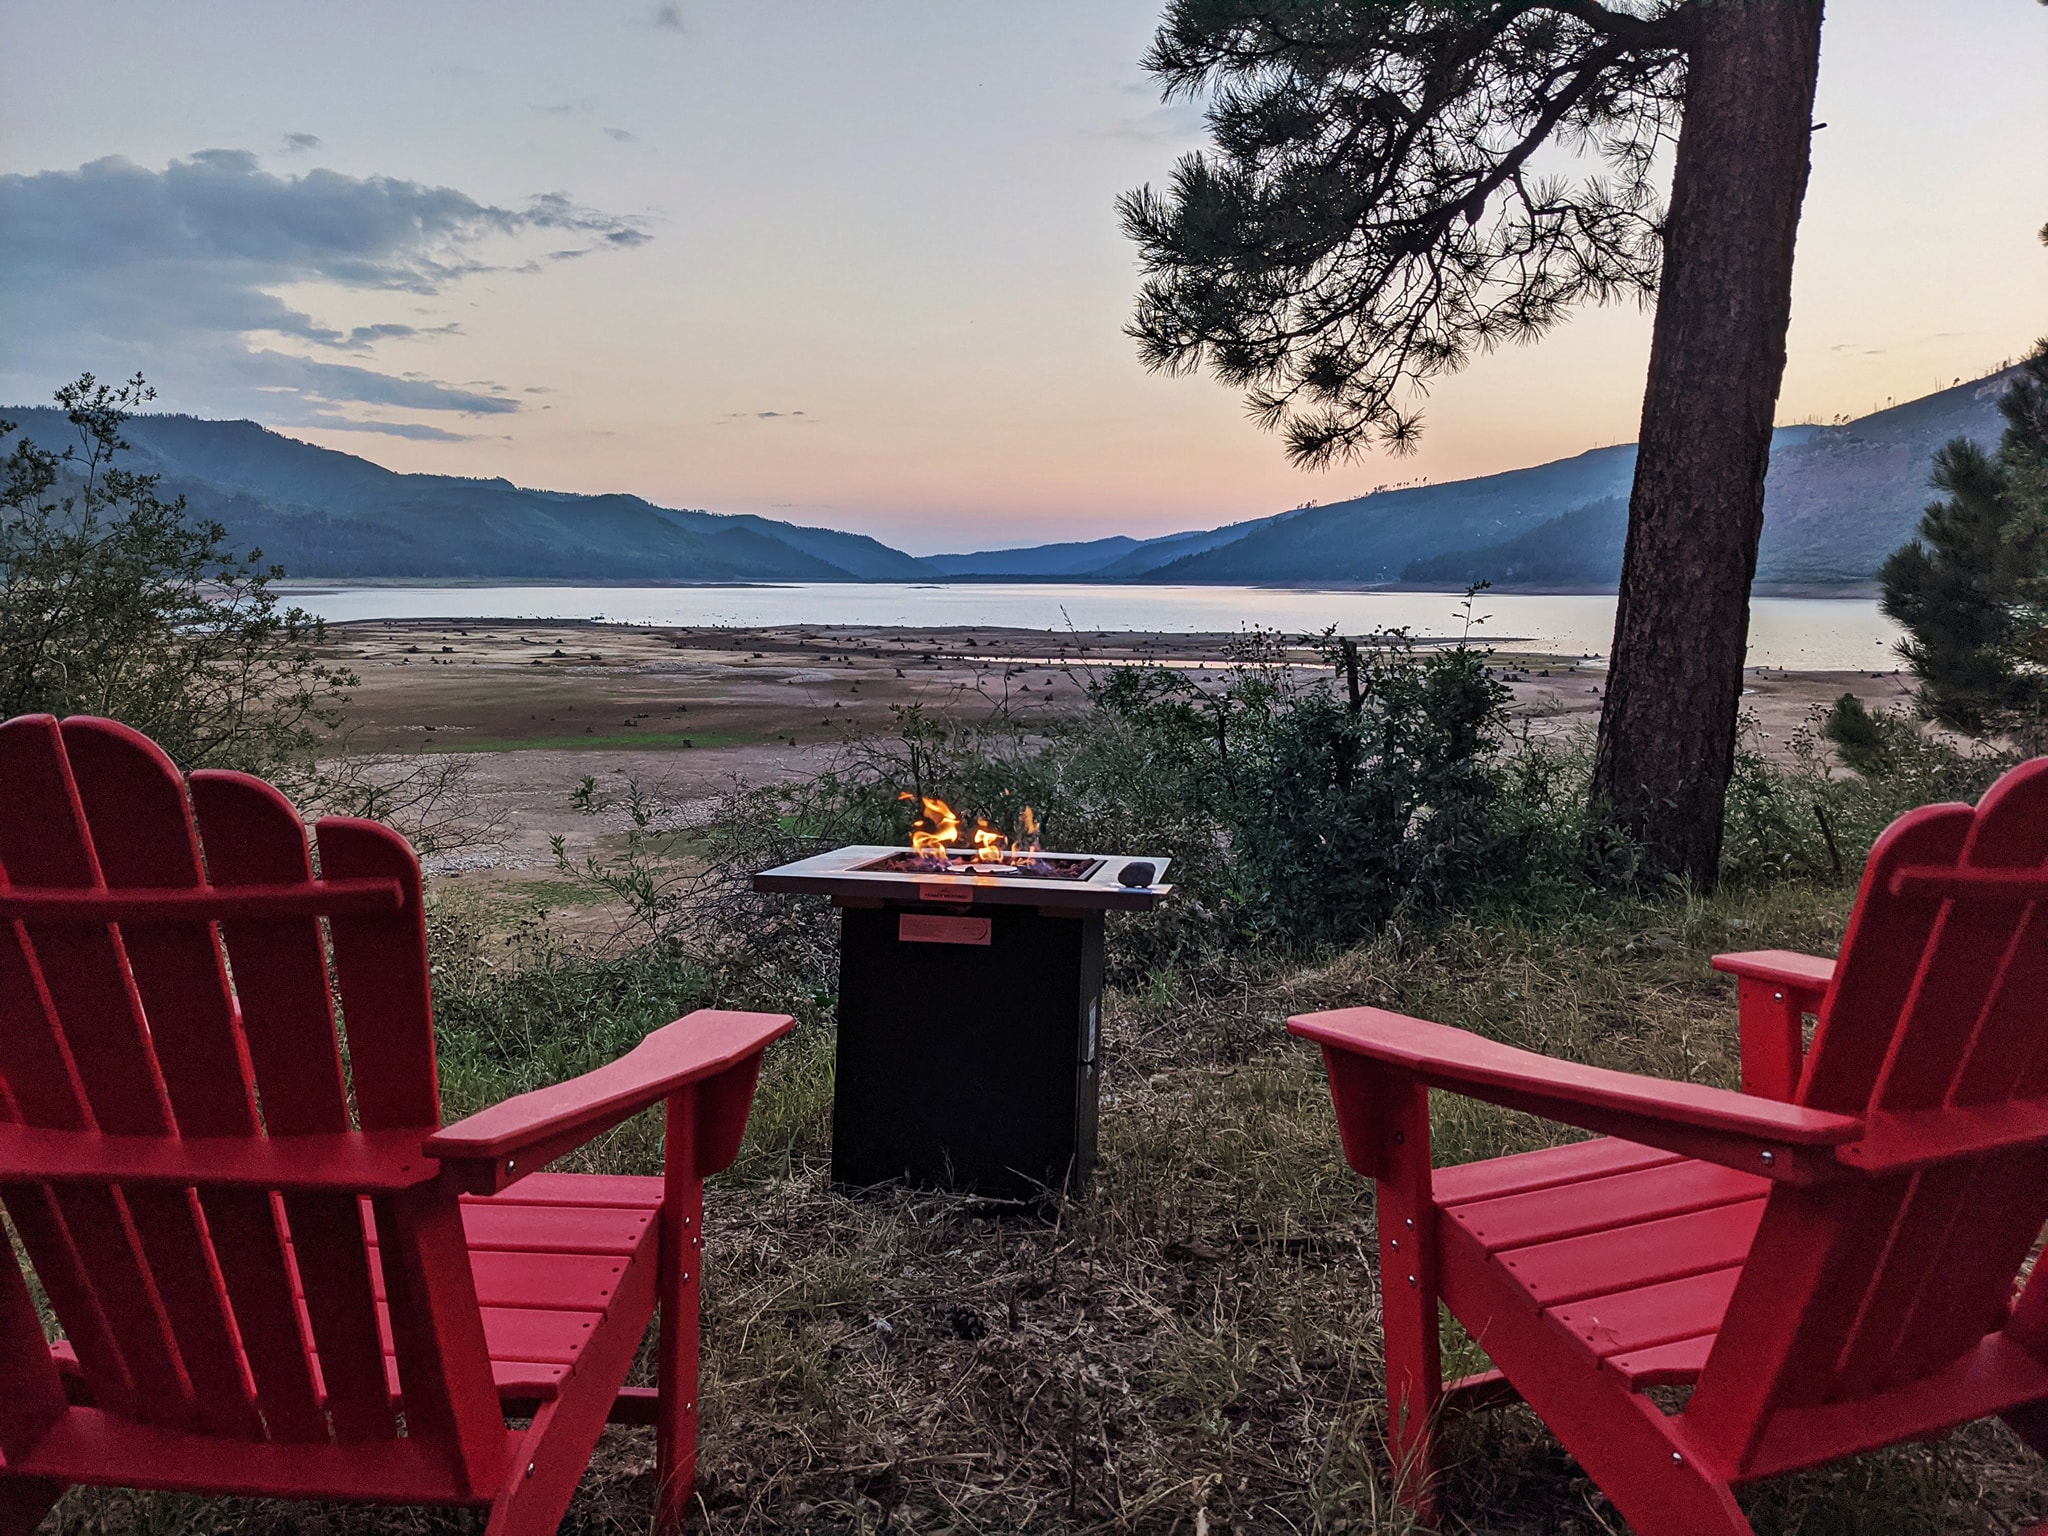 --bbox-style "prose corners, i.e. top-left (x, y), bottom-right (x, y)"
top-left (426, 1008), bottom-right (793, 1189)
top-left (1711, 950), bottom-right (1835, 1102)
top-left (1709, 949), bottom-right (1836, 994)
top-left (1289, 1006), bottom-right (1862, 1183)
